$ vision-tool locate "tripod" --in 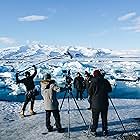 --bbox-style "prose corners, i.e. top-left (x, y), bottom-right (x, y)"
top-left (60, 85), bottom-right (87, 138)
